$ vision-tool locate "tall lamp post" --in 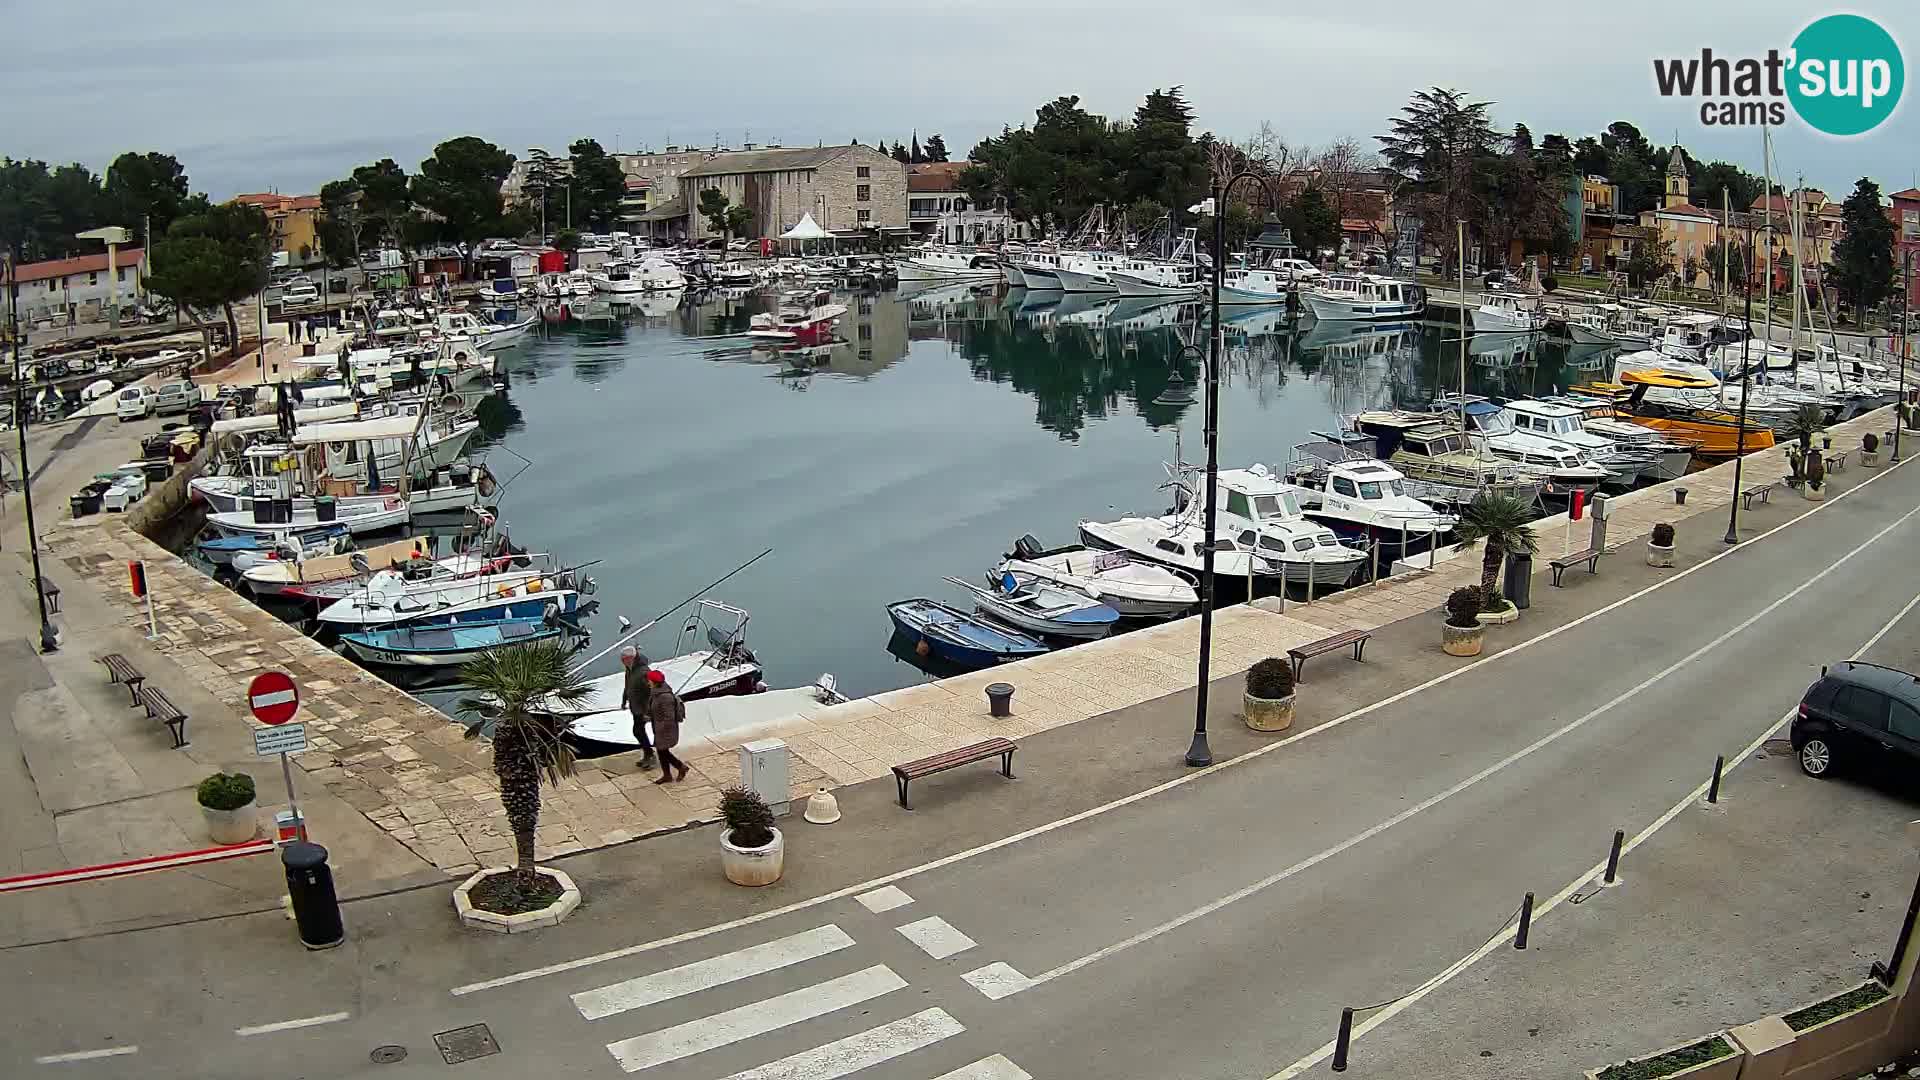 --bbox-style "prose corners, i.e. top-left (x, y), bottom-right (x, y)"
top-left (5, 247), bottom-right (58, 652)
top-left (1897, 251), bottom-right (1911, 465)
top-left (1724, 221), bottom-right (1758, 546)
top-left (1187, 167), bottom-right (1280, 768)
